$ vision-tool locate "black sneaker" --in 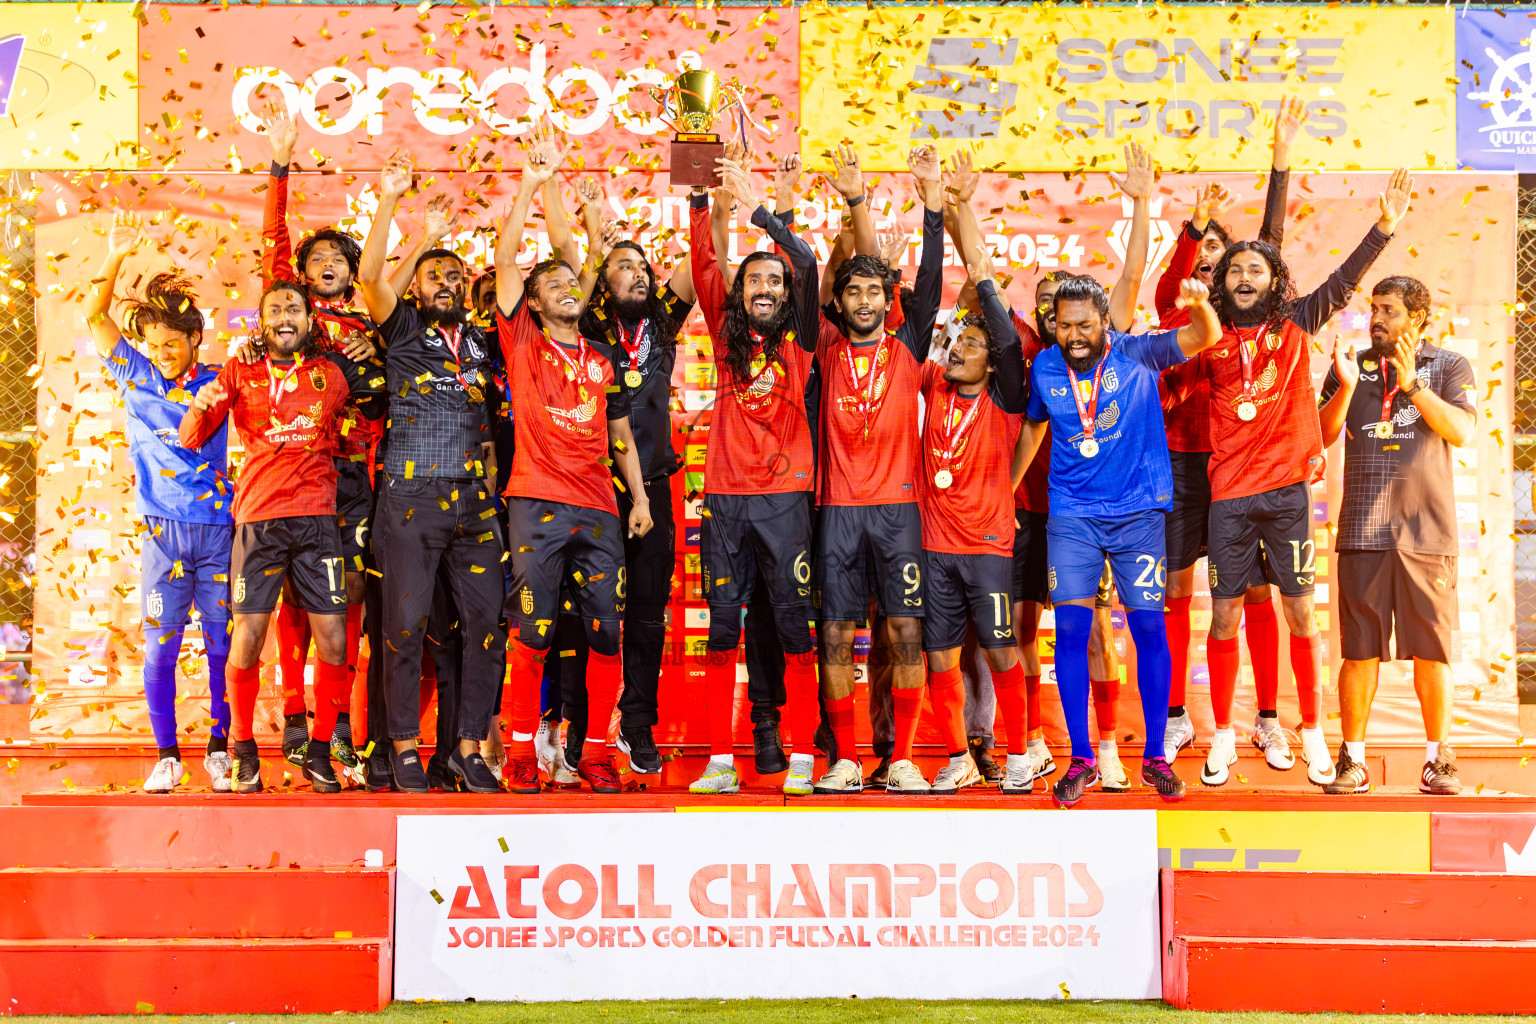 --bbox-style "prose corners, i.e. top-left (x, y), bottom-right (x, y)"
top-left (448, 748), bottom-right (503, 794)
top-left (230, 738), bottom-right (264, 794)
top-left (1324, 744), bottom-right (1370, 794)
top-left (617, 724), bottom-right (663, 774)
top-left (303, 743), bottom-right (341, 794)
top-left (864, 754), bottom-right (892, 789)
top-left (563, 718), bottom-right (587, 769)
top-left (426, 752), bottom-right (463, 792)
top-left (365, 745), bottom-right (394, 792)
top-left (1051, 757), bottom-right (1099, 809)
top-left (1140, 756), bottom-right (1186, 802)
top-left (753, 719), bottom-right (789, 775)
top-left (330, 721), bottom-right (364, 787)
top-left (281, 714), bottom-right (309, 767)
top-left (969, 738), bottom-right (1003, 783)
top-left (1420, 745), bottom-right (1462, 795)
top-left (389, 746), bottom-right (430, 794)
